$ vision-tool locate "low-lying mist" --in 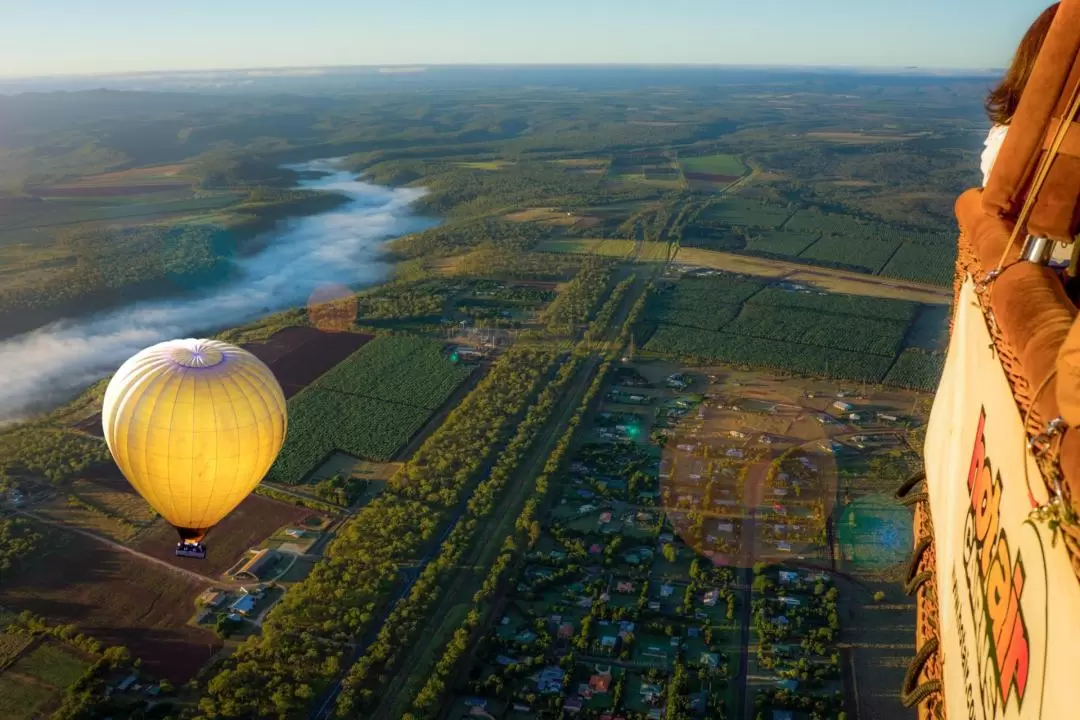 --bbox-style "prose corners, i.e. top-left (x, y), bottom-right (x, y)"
top-left (0, 159), bottom-right (433, 425)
